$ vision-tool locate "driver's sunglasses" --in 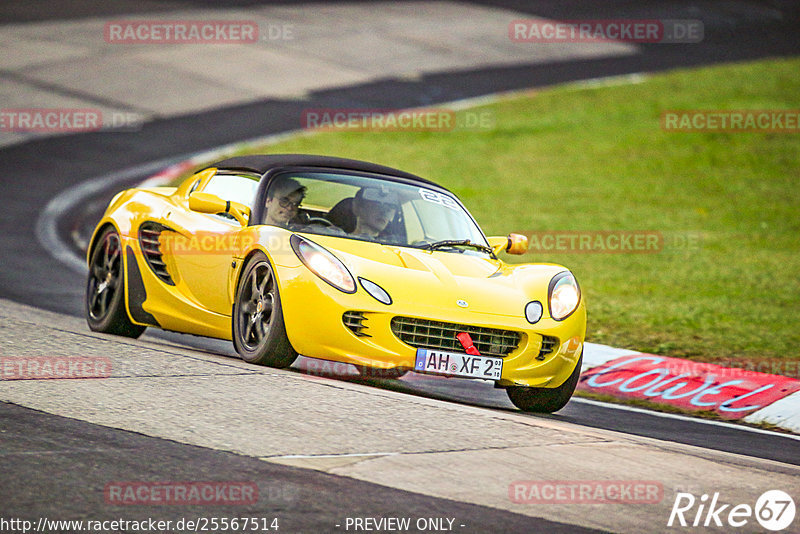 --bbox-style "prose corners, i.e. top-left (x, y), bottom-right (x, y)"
top-left (277, 196), bottom-right (302, 210)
